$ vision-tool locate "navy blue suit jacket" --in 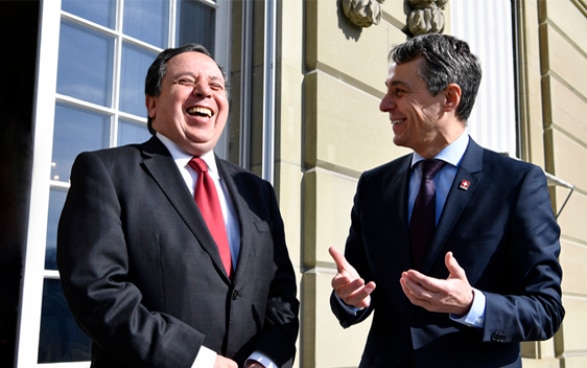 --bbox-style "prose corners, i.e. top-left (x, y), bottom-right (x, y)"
top-left (58, 136), bottom-right (299, 368)
top-left (331, 138), bottom-right (564, 368)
